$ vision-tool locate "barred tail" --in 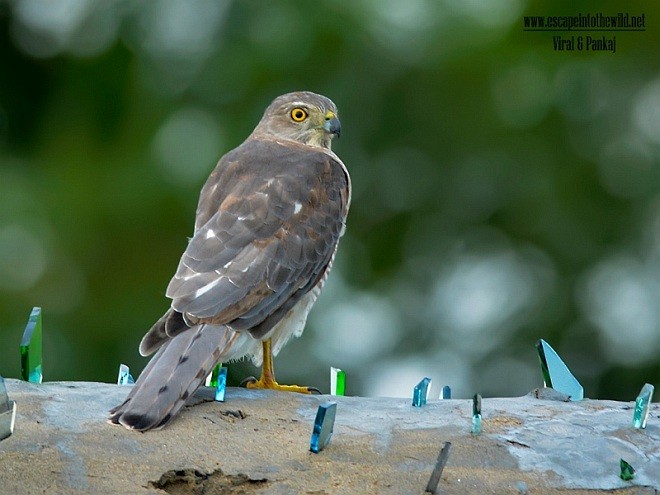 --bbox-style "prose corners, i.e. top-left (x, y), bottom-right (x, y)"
top-left (109, 324), bottom-right (245, 431)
